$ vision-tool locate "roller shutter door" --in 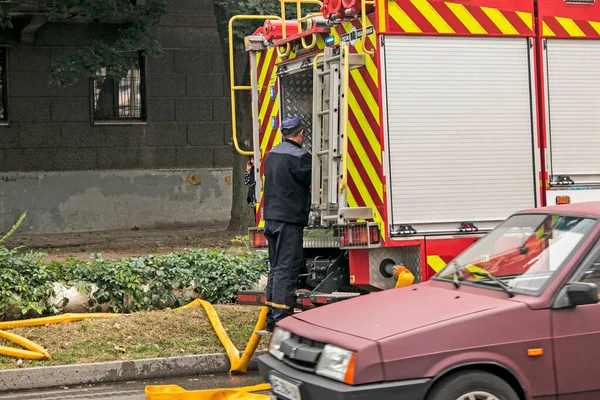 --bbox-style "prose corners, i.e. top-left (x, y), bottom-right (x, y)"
top-left (383, 35), bottom-right (536, 230)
